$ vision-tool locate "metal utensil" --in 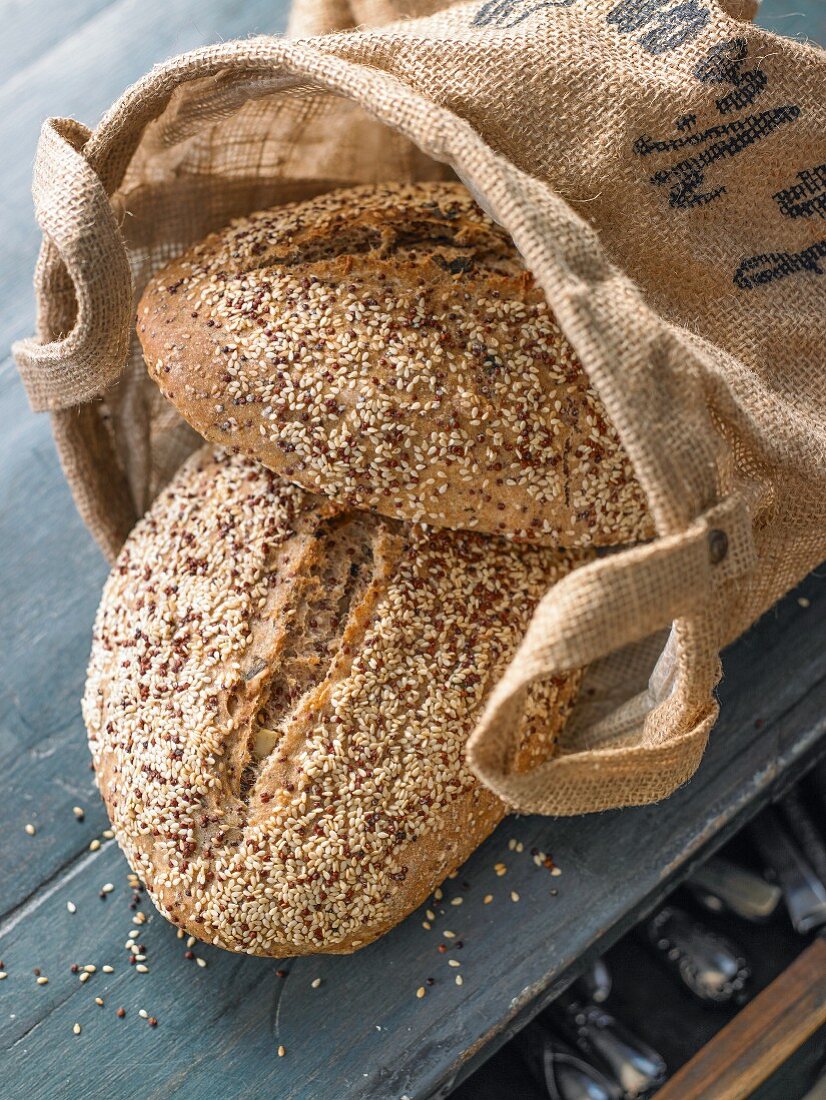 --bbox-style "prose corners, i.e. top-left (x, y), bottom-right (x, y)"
top-left (573, 958), bottom-right (613, 1005)
top-left (641, 905), bottom-right (750, 1005)
top-left (685, 855), bottom-right (781, 922)
top-left (750, 809), bottom-right (826, 934)
top-left (781, 788), bottom-right (826, 887)
top-left (515, 1021), bottom-right (623, 1100)
top-left (549, 992), bottom-right (667, 1098)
